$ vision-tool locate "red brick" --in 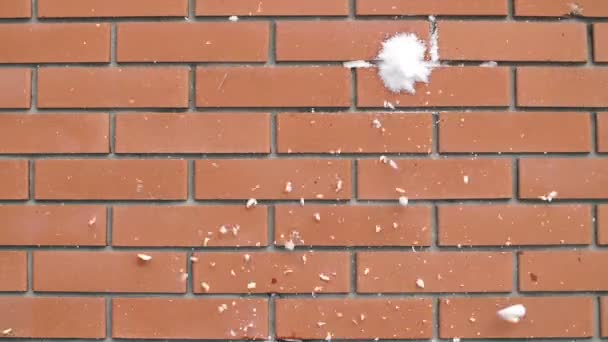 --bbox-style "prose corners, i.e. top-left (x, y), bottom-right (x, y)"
top-left (275, 205), bottom-right (432, 246)
top-left (38, 0), bottom-right (188, 17)
top-left (196, 67), bottom-right (350, 107)
top-left (277, 113), bottom-right (433, 154)
top-left (193, 252), bottom-right (350, 294)
top-left (439, 204), bottom-right (592, 246)
top-left (602, 297), bottom-right (608, 336)
top-left (35, 159), bottom-right (187, 200)
top-left (0, 0), bottom-right (30, 17)
top-left (439, 112), bottom-right (591, 153)
top-left (596, 24), bottom-right (608, 62)
top-left (519, 158), bottom-right (608, 199)
top-left (517, 67), bottom-right (608, 107)
top-left (0, 251), bottom-right (27, 291)
top-left (0, 160), bottom-right (28, 200)
top-left (357, 0), bottom-right (508, 15)
top-left (195, 159), bottom-right (351, 200)
top-left (276, 298), bottom-right (433, 340)
top-left (357, 158), bottom-right (512, 200)
top-left (358, 252), bottom-right (512, 293)
top-left (599, 113), bottom-right (608, 152)
top-left (515, 0), bottom-right (608, 17)
top-left (38, 67), bottom-right (189, 108)
top-left (112, 205), bottom-right (268, 247)
top-left (0, 206), bottom-right (106, 246)
top-left (33, 251), bottom-right (186, 293)
top-left (440, 297), bottom-right (593, 339)
top-left (196, 0), bottom-right (348, 16)
top-left (520, 251), bottom-right (608, 291)
top-left (0, 24), bottom-right (110, 63)
top-left (599, 205), bottom-right (608, 245)
top-left (117, 22), bottom-right (268, 62)
top-left (357, 67), bottom-right (510, 107)
top-left (276, 21), bottom-right (428, 61)
top-left (0, 69), bottom-right (30, 109)
top-left (439, 22), bottom-right (586, 61)
top-left (0, 114), bottom-right (109, 154)
top-left (0, 297), bottom-right (105, 338)
top-left (113, 298), bottom-right (268, 339)
top-left (115, 113), bottom-right (270, 153)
